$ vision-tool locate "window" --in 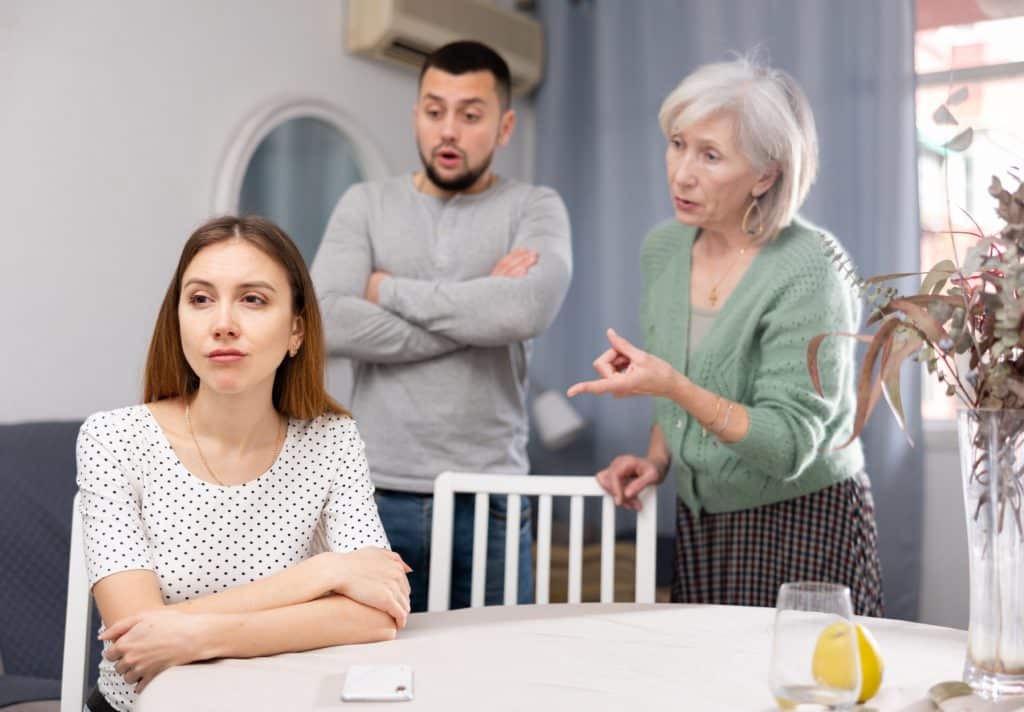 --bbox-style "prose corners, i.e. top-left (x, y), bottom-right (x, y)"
top-left (915, 2), bottom-right (1024, 419)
